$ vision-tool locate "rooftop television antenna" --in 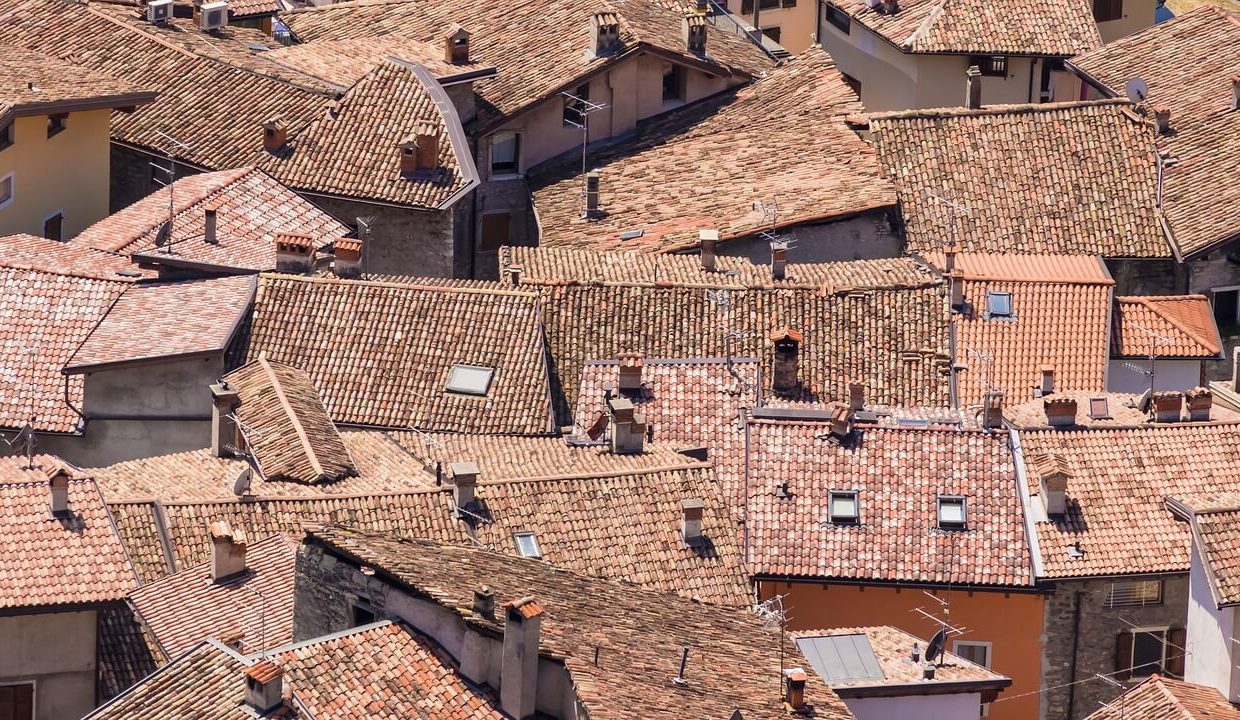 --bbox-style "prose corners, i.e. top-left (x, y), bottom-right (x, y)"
top-left (1121, 322), bottom-right (1172, 407)
top-left (560, 90), bottom-right (607, 219)
top-left (149, 130), bottom-right (191, 255)
top-left (925, 192), bottom-right (972, 251)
